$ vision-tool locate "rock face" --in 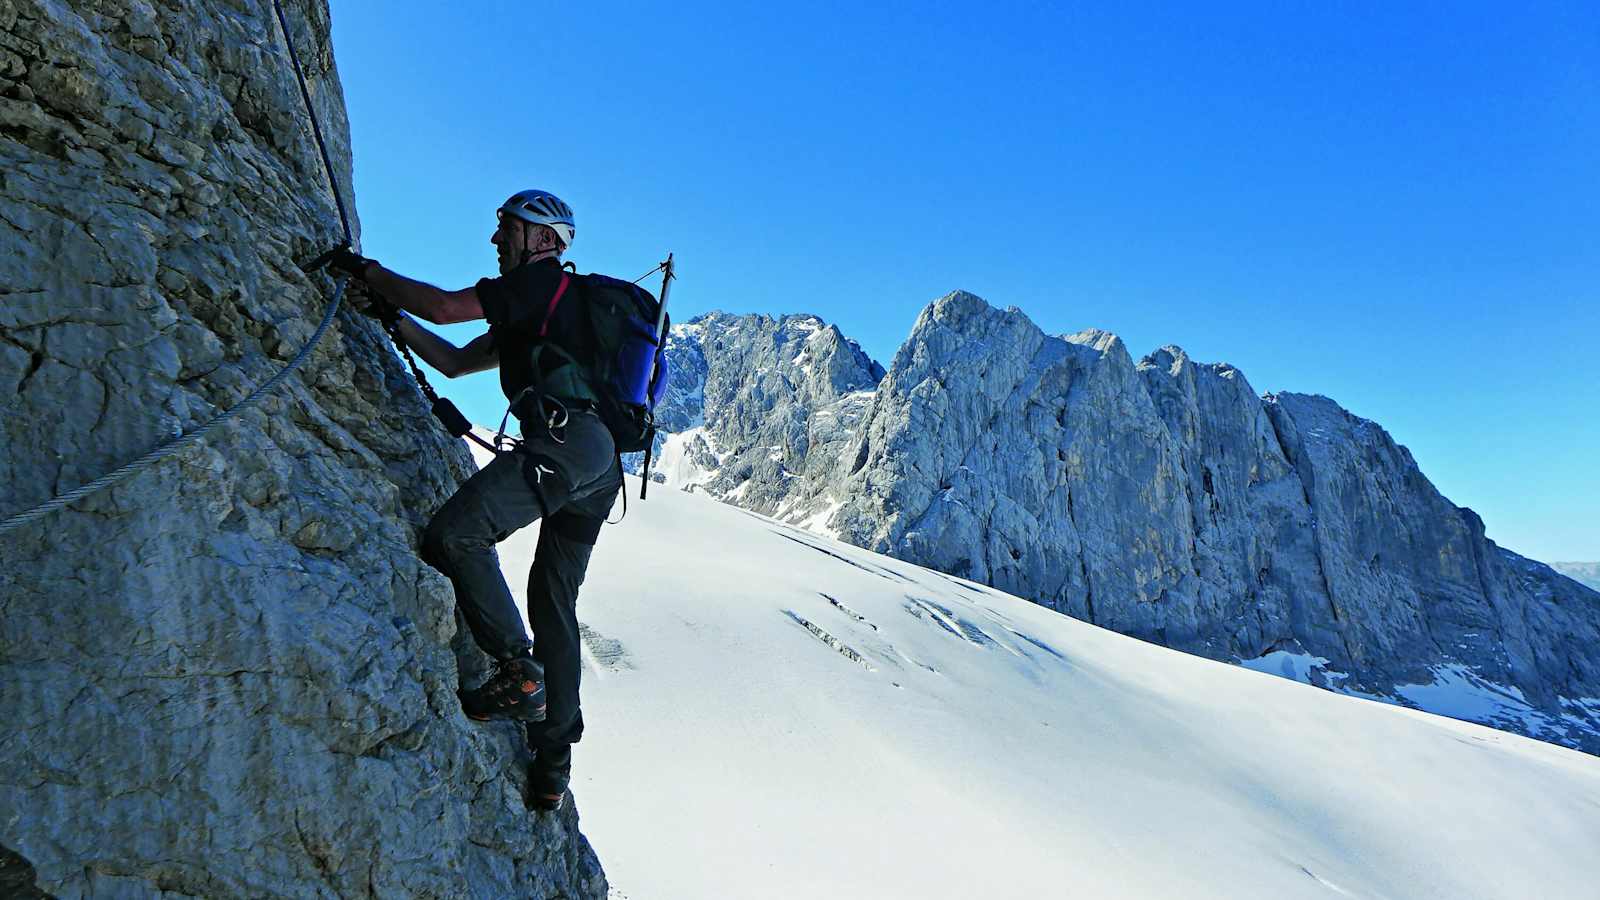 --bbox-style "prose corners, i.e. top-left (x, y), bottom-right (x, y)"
top-left (649, 311), bottom-right (882, 524)
top-left (655, 292), bottom-right (1600, 754)
top-left (0, 2), bottom-right (605, 897)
